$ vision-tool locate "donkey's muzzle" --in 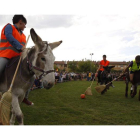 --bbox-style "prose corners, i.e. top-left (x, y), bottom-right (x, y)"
top-left (43, 81), bottom-right (54, 89)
